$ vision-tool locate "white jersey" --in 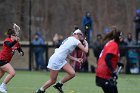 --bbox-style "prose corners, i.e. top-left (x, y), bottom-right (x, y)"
top-left (54, 36), bottom-right (80, 59)
top-left (47, 36), bottom-right (81, 70)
